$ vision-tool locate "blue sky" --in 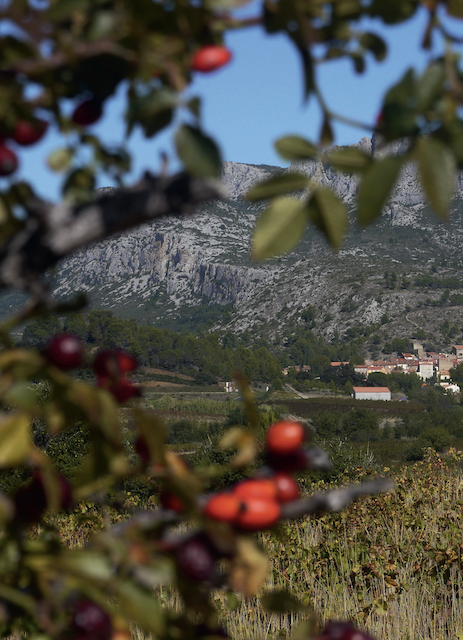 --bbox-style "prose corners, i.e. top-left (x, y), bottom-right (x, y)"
top-left (4, 4), bottom-right (456, 201)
